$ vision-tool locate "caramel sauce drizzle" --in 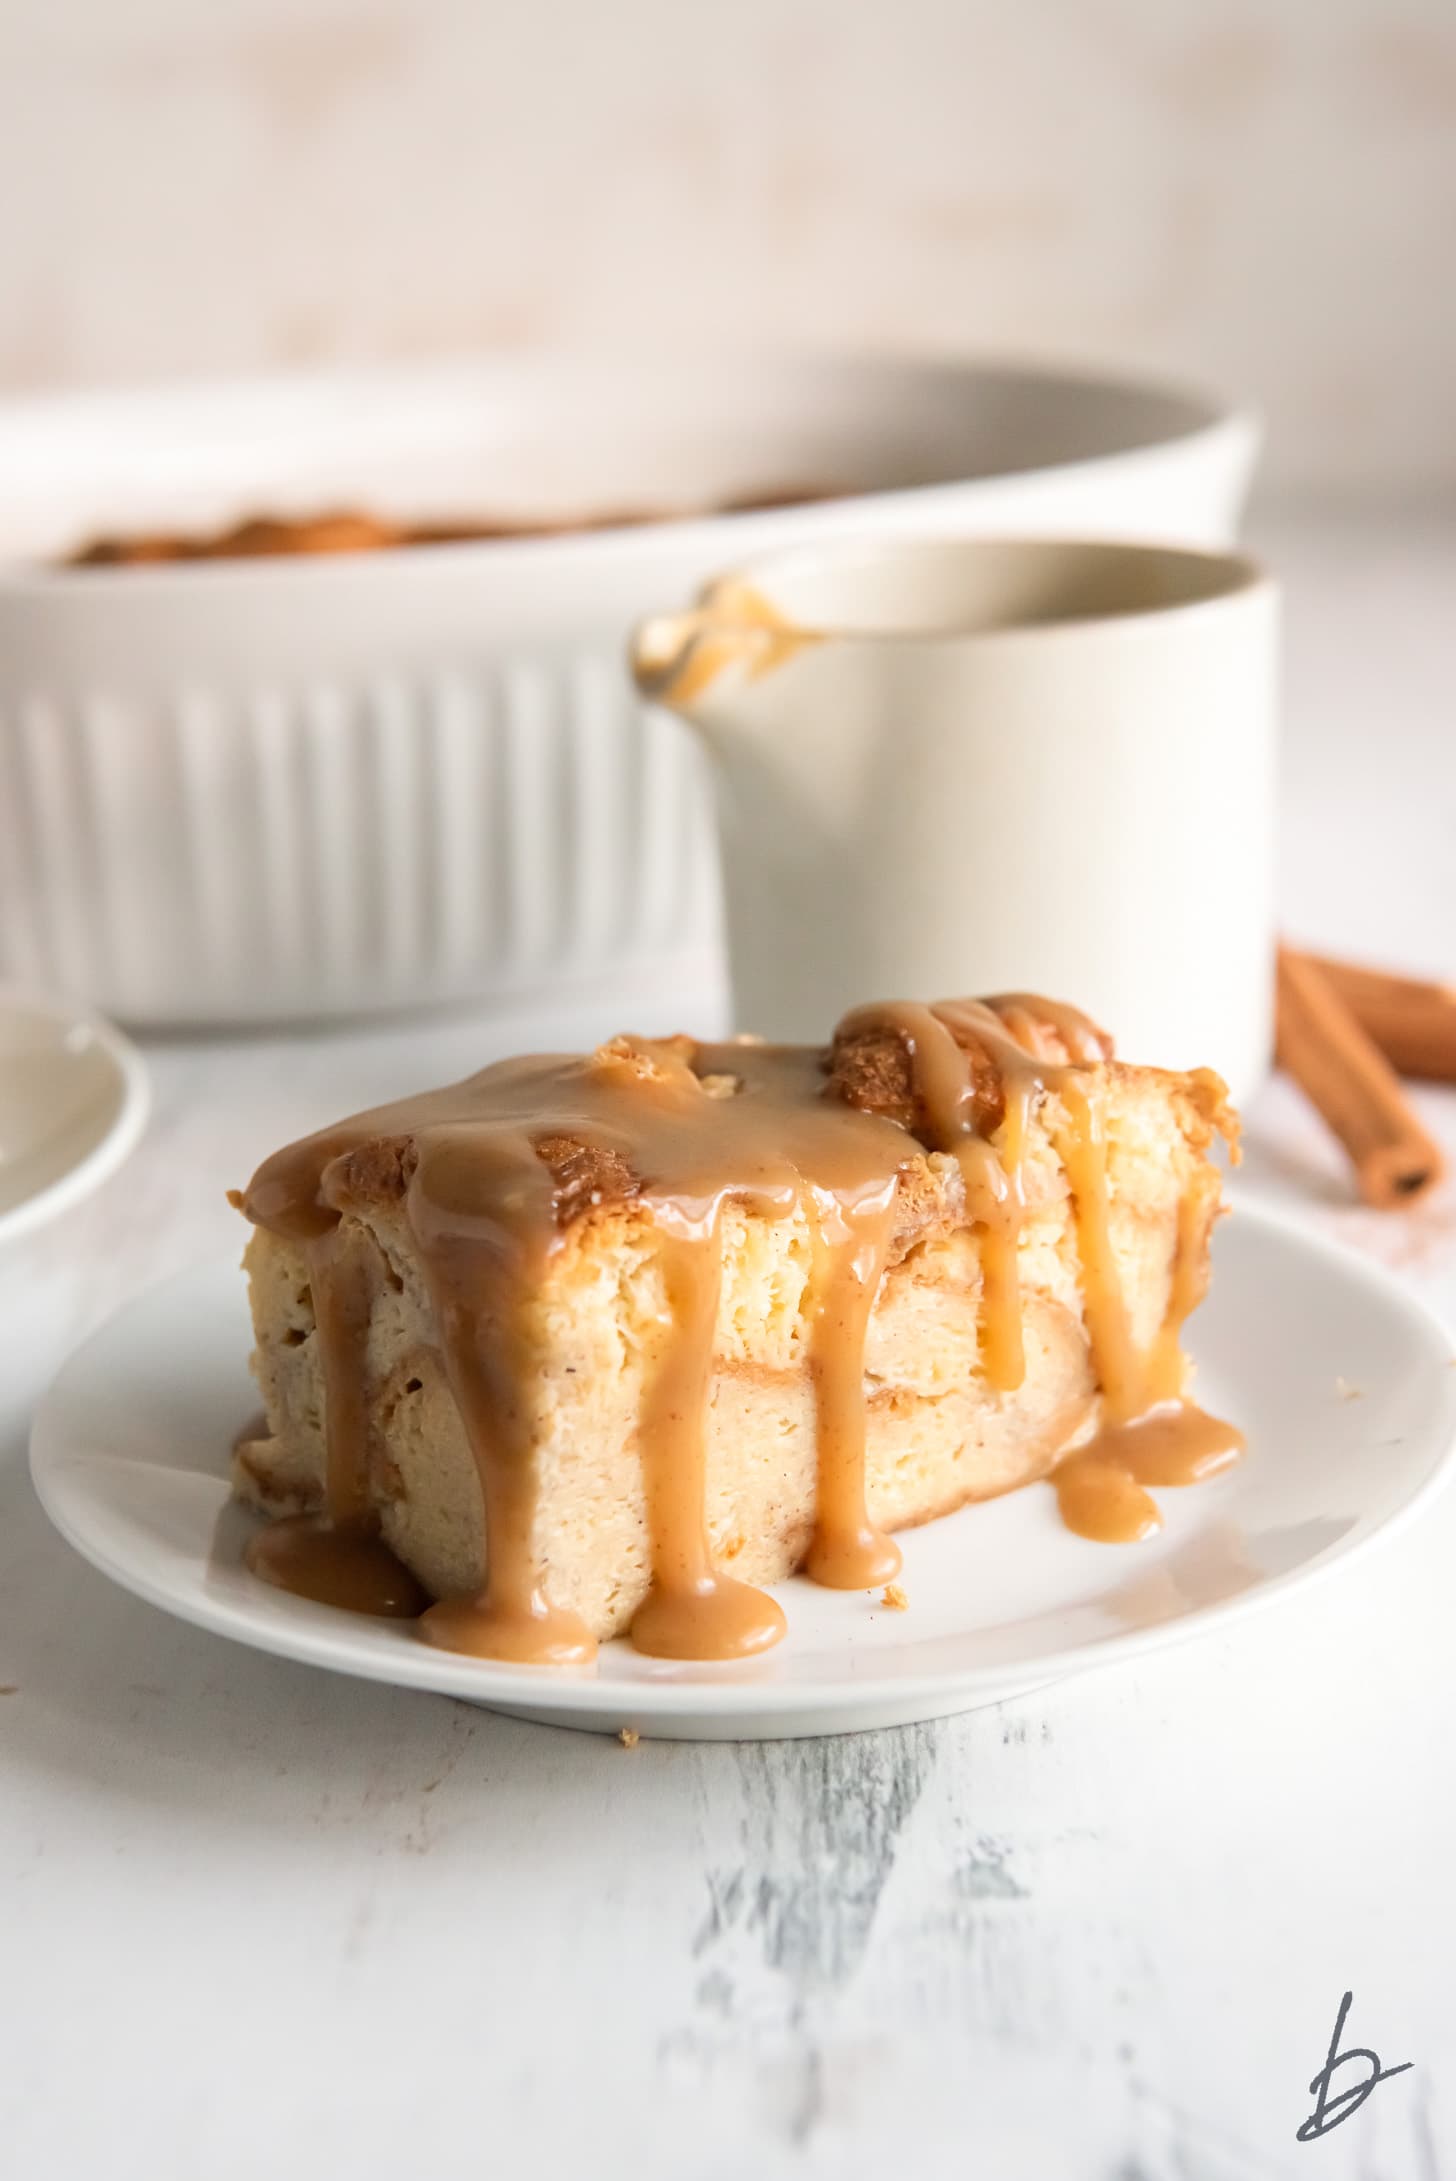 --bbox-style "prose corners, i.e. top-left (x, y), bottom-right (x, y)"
top-left (629, 1223), bottom-right (788, 1659)
top-left (413, 1209), bottom-right (598, 1666)
top-left (803, 1188), bottom-right (902, 1590)
top-left (245, 1226), bottom-right (430, 1619)
top-left (1050, 1071), bottom-right (1239, 1543)
top-left (238, 996), bottom-right (1241, 1662)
